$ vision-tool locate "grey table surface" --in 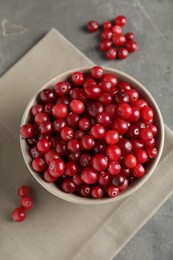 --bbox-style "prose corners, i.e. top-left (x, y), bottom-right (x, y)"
top-left (0, 0), bottom-right (173, 259)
